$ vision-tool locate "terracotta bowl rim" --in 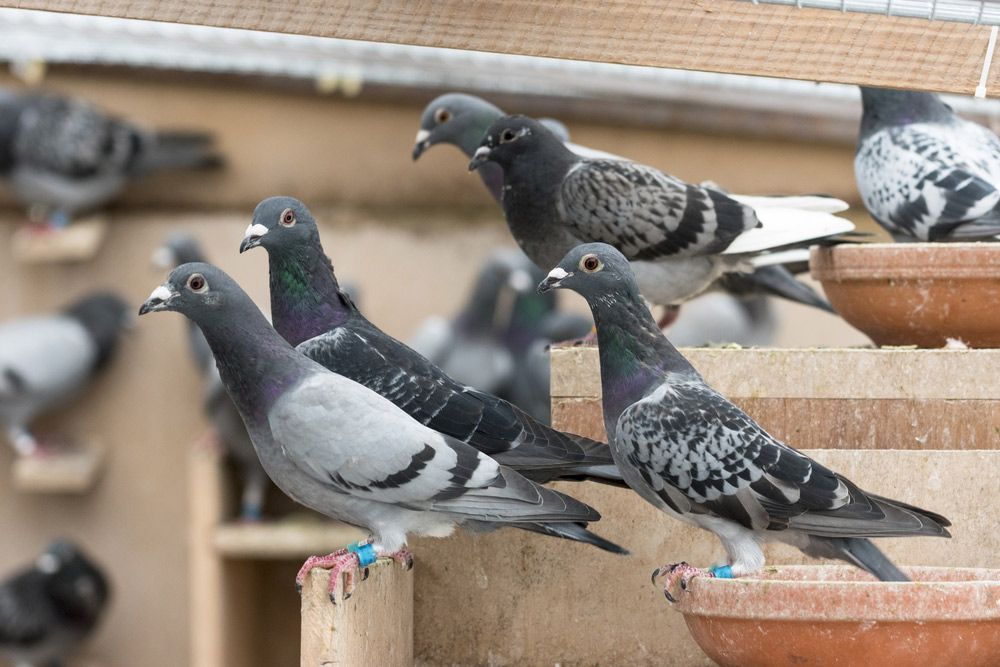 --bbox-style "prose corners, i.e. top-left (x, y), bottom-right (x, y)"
top-left (676, 565), bottom-right (1000, 622)
top-left (810, 243), bottom-right (1000, 280)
